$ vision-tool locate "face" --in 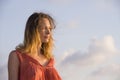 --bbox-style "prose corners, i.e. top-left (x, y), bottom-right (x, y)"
top-left (38, 18), bottom-right (52, 43)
